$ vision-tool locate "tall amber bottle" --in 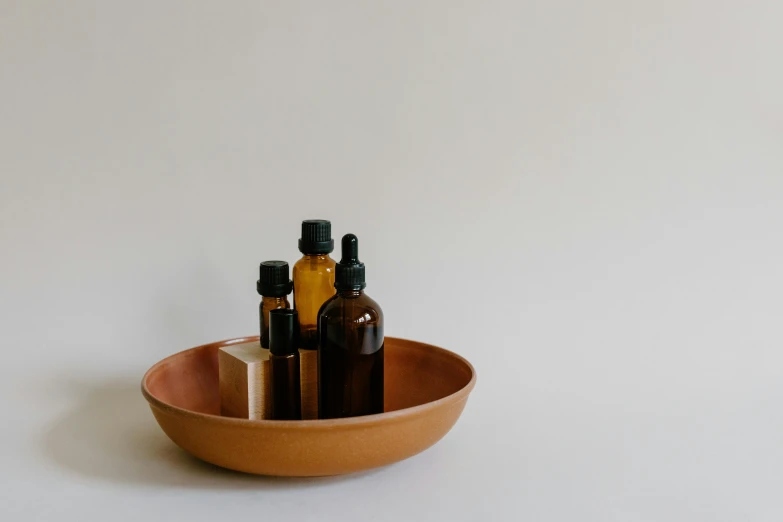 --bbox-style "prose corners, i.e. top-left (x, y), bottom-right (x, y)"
top-left (293, 219), bottom-right (336, 419)
top-left (318, 234), bottom-right (384, 419)
top-left (257, 261), bottom-right (293, 349)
